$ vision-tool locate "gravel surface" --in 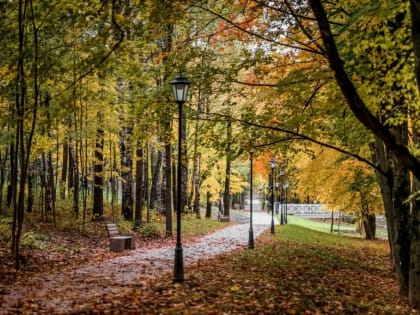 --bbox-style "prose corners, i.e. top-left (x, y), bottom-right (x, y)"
top-left (0, 211), bottom-right (276, 314)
